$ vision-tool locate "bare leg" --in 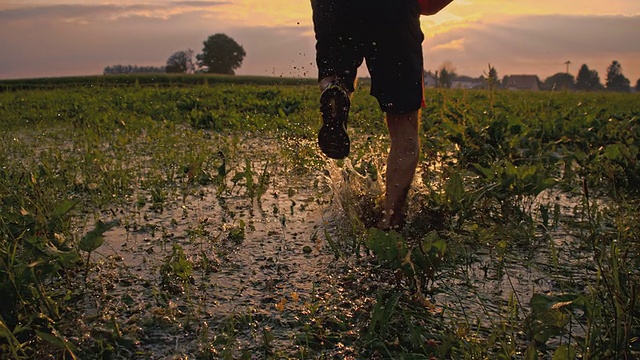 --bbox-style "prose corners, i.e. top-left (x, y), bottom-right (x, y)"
top-left (380, 110), bottom-right (420, 229)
